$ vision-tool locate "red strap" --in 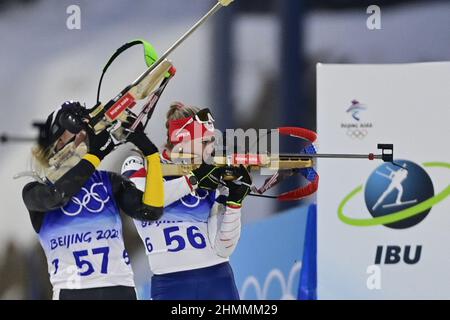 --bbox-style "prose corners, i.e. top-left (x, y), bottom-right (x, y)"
top-left (277, 176), bottom-right (319, 201)
top-left (278, 127), bottom-right (317, 143)
top-left (274, 127), bottom-right (319, 201)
